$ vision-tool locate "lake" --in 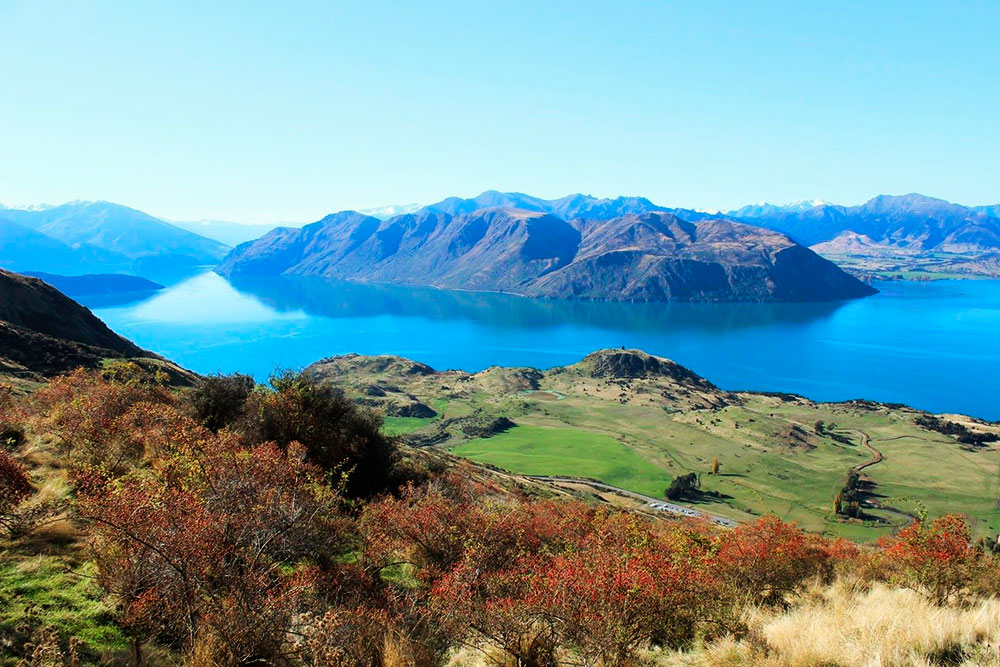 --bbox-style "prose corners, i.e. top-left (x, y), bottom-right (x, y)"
top-left (87, 272), bottom-right (1000, 420)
